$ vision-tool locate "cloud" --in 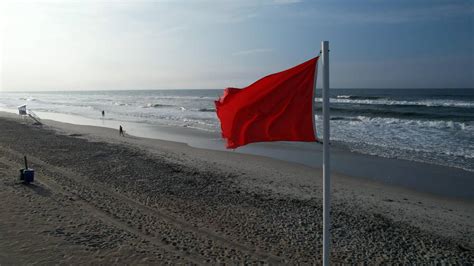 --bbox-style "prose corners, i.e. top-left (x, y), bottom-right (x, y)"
top-left (232, 48), bottom-right (274, 56)
top-left (349, 3), bottom-right (474, 24)
top-left (272, 0), bottom-right (303, 5)
top-left (152, 25), bottom-right (187, 37)
top-left (283, 2), bottom-right (473, 24)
